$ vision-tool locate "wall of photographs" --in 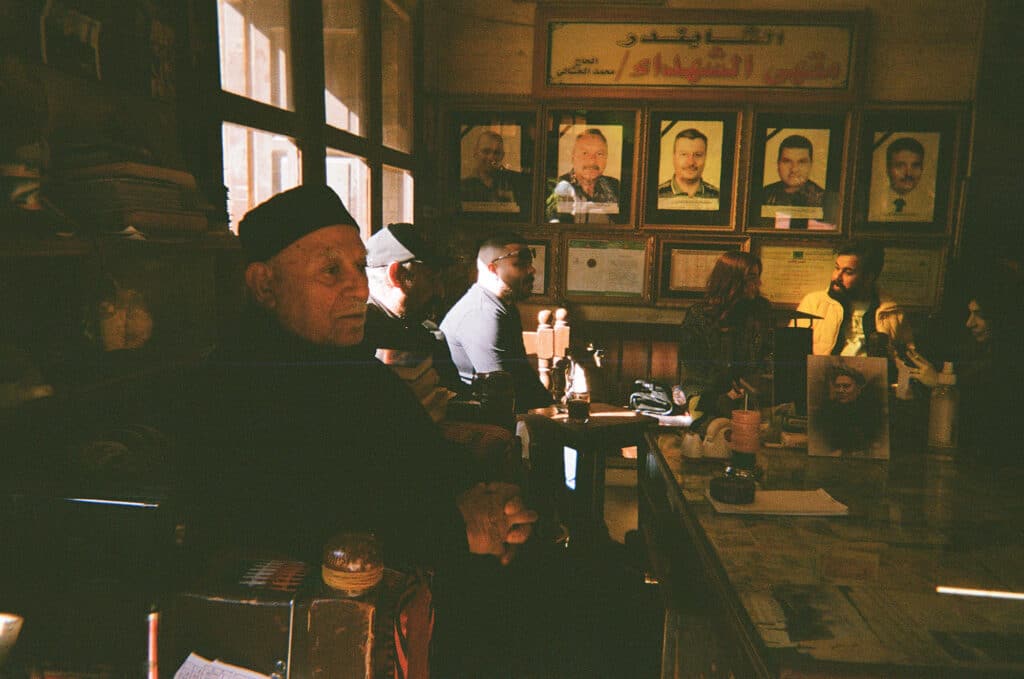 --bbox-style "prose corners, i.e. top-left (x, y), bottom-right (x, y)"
top-left (441, 102), bottom-right (963, 313)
